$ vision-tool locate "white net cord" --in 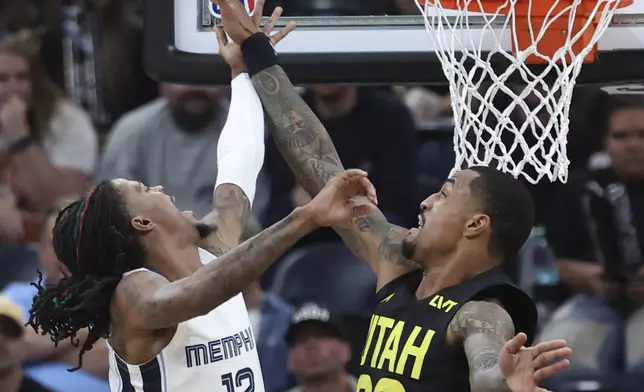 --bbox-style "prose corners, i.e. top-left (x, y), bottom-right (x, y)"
top-left (414, 0), bottom-right (624, 183)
